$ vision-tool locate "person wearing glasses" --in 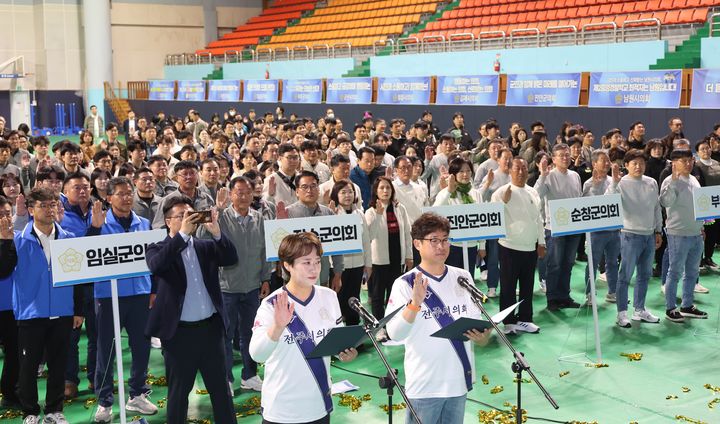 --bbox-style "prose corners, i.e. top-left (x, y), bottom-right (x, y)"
top-left (385, 212), bottom-right (492, 424)
top-left (262, 144), bottom-right (301, 208)
top-left (86, 177), bottom-right (157, 423)
top-left (152, 161), bottom-right (215, 229)
top-left (279, 170), bottom-right (344, 291)
top-left (0, 188), bottom-right (84, 424)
